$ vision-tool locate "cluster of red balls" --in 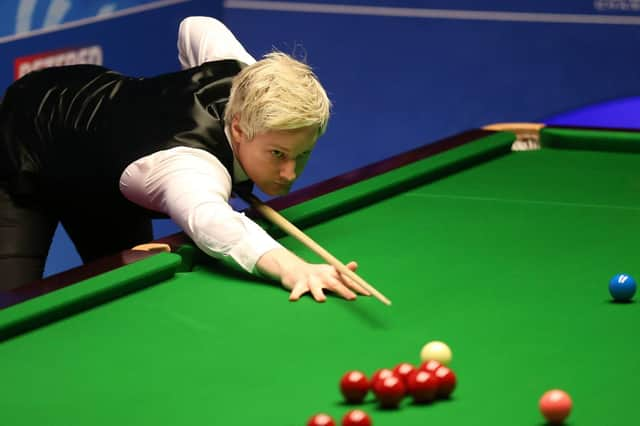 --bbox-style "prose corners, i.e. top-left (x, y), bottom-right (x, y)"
top-left (306, 359), bottom-right (457, 426)
top-left (342, 360), bottom-right (457, 408)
